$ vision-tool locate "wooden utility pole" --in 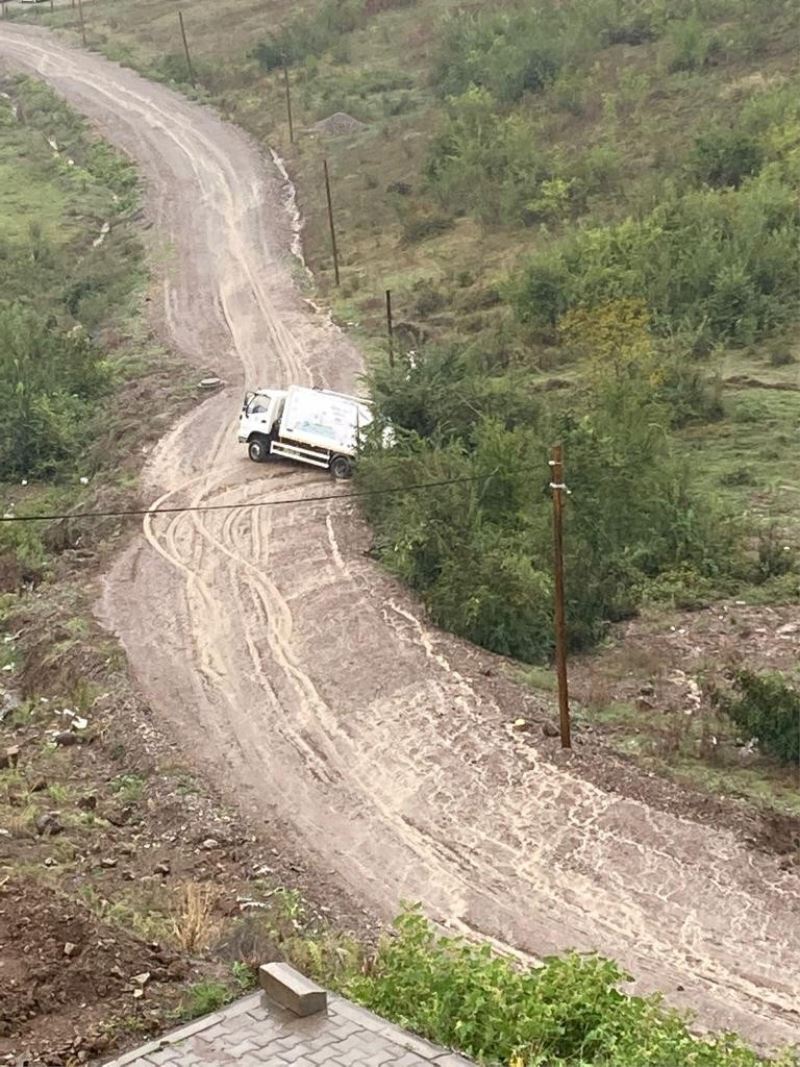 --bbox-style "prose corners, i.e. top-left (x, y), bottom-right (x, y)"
top-left (386, 289), bottom-right (394, 367)
top-left (76, 0), bottom-right (86, 47)
top-left (323, 159), bottom-right (340, 287)
top-left (283, 63), bottom-right (294, 144)
top-left (178, 11), bottom-right (196, 88)
top-left (549, 444), bottom-right (572, 750)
